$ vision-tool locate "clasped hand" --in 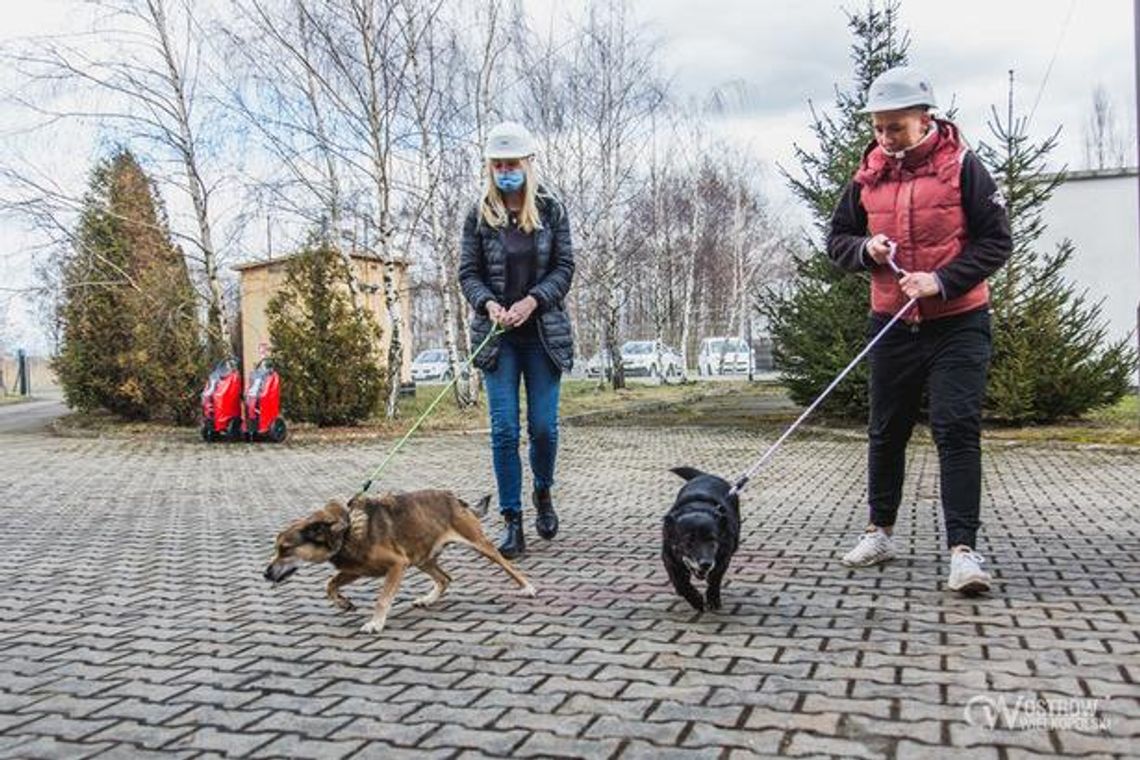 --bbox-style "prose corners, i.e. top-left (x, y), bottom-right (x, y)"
top-left (486, 295), bottom-right (538, 328)
top-left (866, 235), bottom-right (940, 299)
